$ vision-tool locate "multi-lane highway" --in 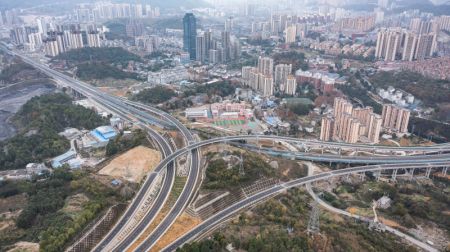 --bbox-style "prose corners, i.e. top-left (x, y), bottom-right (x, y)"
top-left (163, 162), bottom-right (448, 251)
top-left (2, 46), bottom-right (449, 252)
